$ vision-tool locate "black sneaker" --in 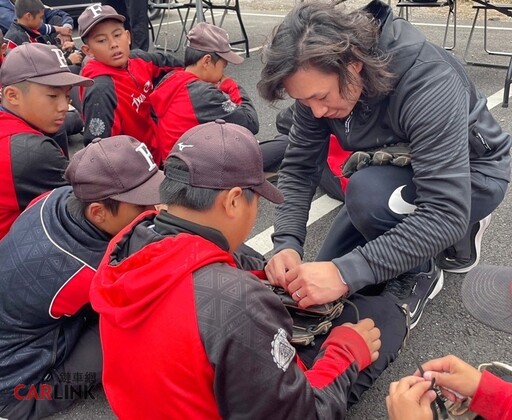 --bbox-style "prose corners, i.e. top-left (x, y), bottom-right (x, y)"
top-left (437, 214), bottom-right (492, 274)
top-left (382, 261), bottom-right (444, 329)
